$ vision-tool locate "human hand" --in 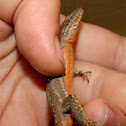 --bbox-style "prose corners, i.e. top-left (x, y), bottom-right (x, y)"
top-left (0, 0), bottom-right (62, 125)
top-left (1, 0), bottom-right (126, 125)
top-left (71, 22), bottom-right (126, 125)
